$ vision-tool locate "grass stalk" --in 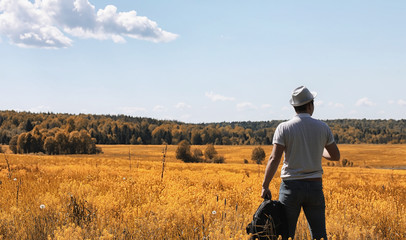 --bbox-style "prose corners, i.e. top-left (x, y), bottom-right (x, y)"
top-left (16, 178), bottom-right (22, 207)
top-left (161, 144), bottom-right (167, 181)
top-left (4, 153), bottom-right (12, 179)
